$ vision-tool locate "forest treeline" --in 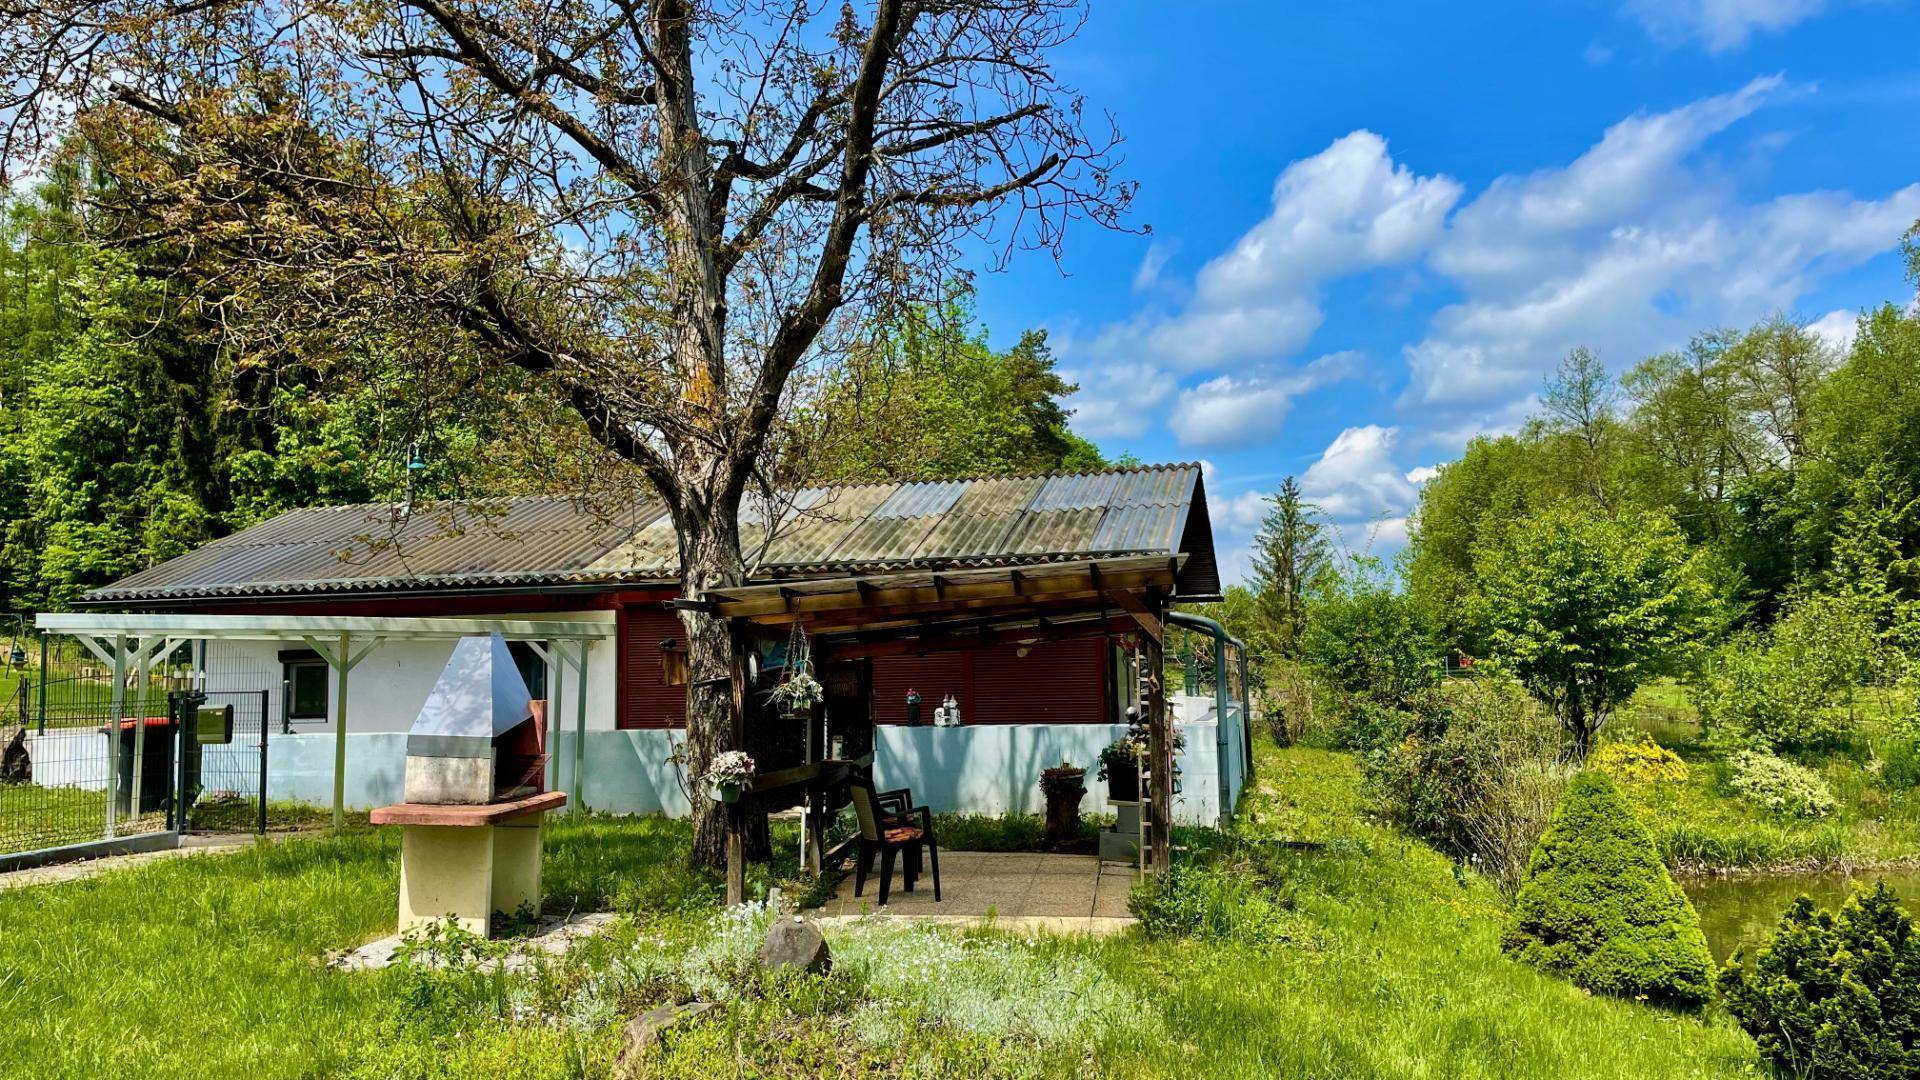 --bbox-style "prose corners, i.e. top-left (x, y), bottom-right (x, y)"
top-left (0, 167), bottom-right (1099, 611)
